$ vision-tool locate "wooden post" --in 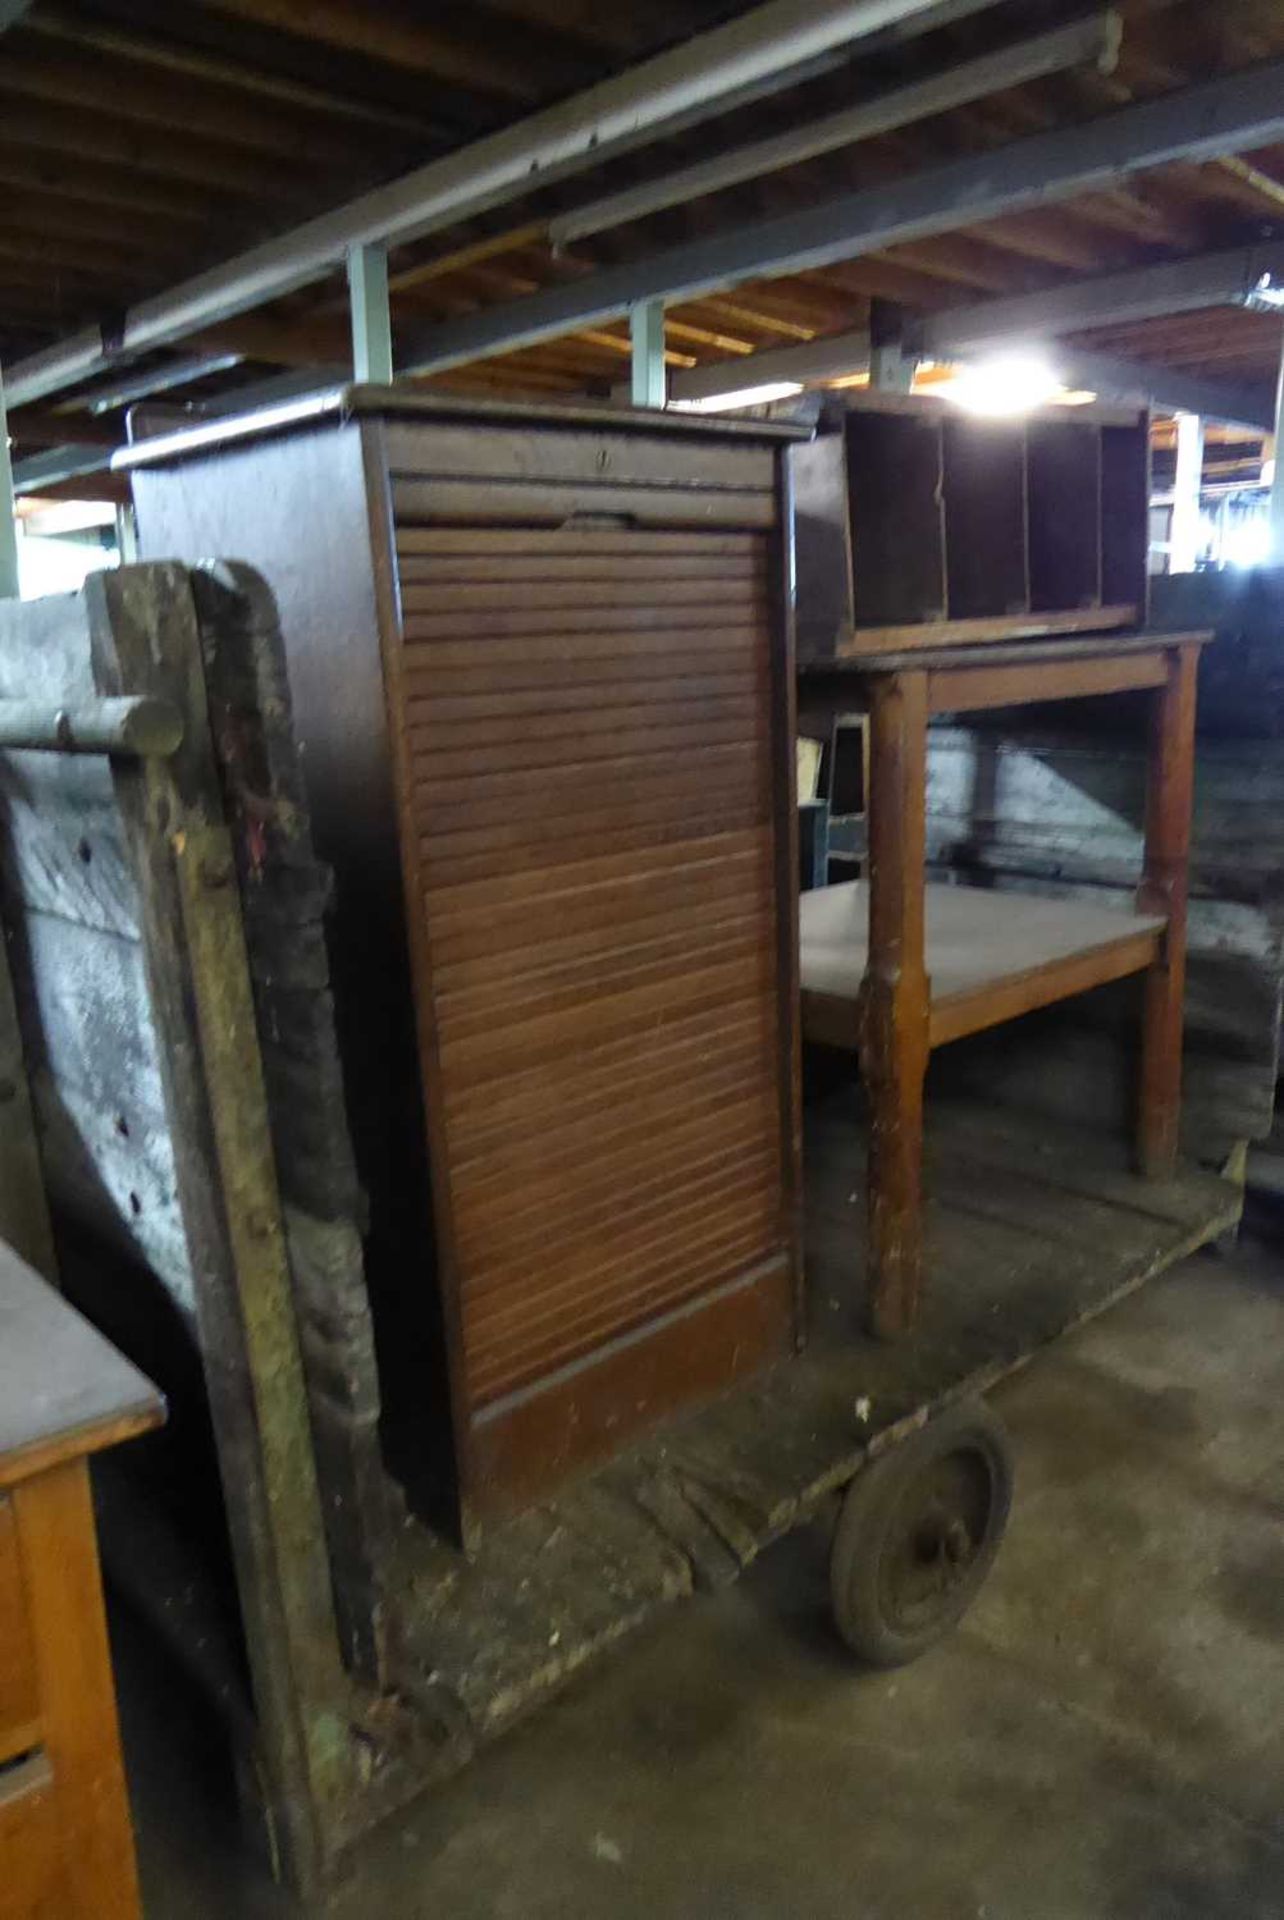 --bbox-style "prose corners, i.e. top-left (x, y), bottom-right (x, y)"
top-left (84, 566), bottom-right (354, 1890)
top-left (1137, 642), bottom-right (1197, 1177)
top-left (859, 669), bottom-right (930, 1338)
